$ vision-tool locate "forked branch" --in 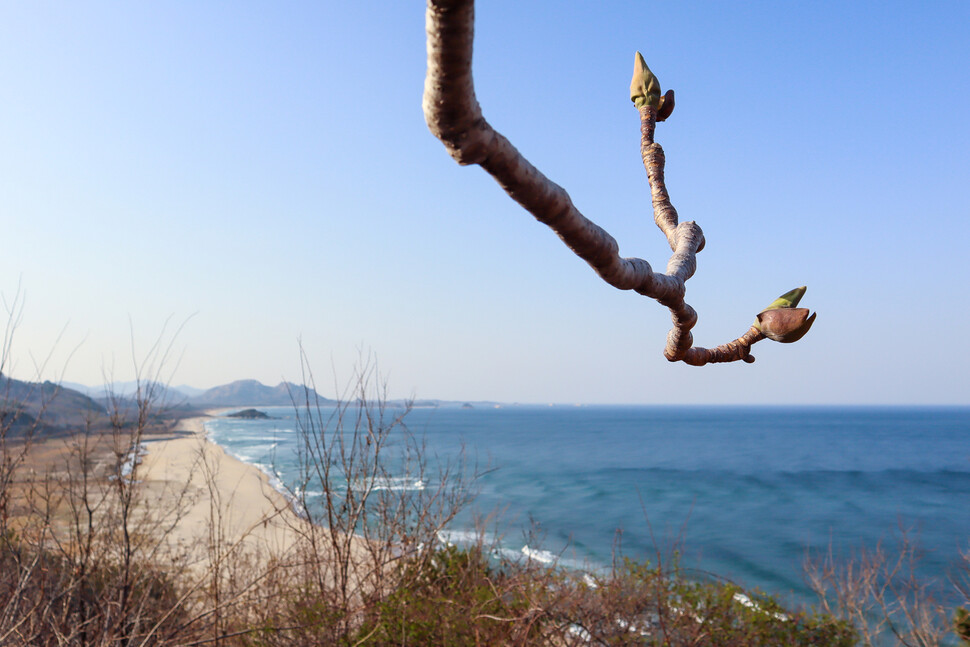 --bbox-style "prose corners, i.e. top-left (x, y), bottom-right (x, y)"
top-left (423, 0), bottom-right (814, 366)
